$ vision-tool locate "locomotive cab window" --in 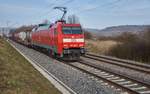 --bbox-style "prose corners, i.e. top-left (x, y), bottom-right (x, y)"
top-left (37, 24), bottom-right (50, 31)
top-left (62, 27), bottom-right (82, 34)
